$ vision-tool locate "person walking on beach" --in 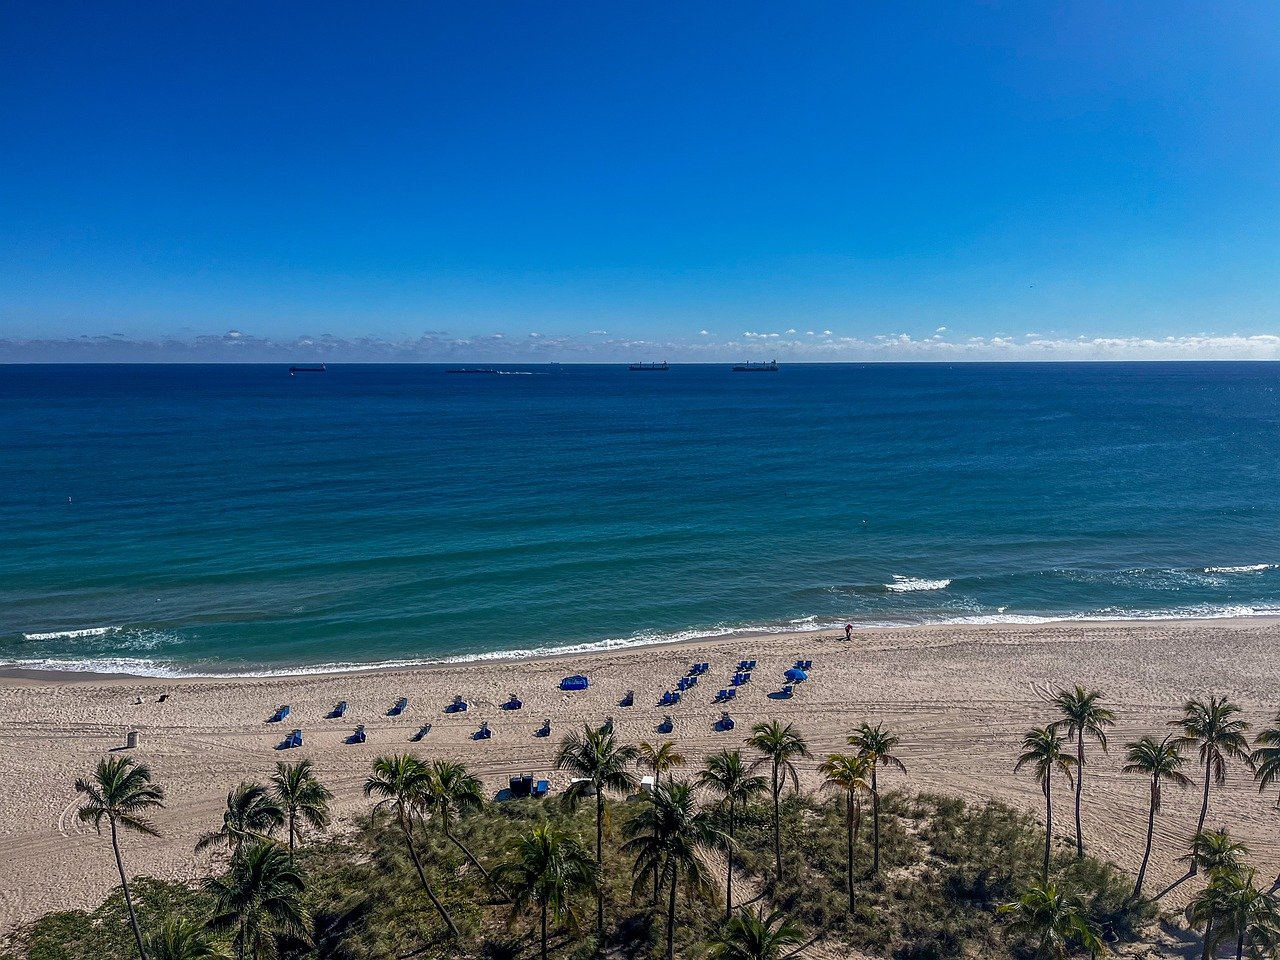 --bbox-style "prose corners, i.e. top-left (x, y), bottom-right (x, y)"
top-left (845, 623), bottom-right (853, 641)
